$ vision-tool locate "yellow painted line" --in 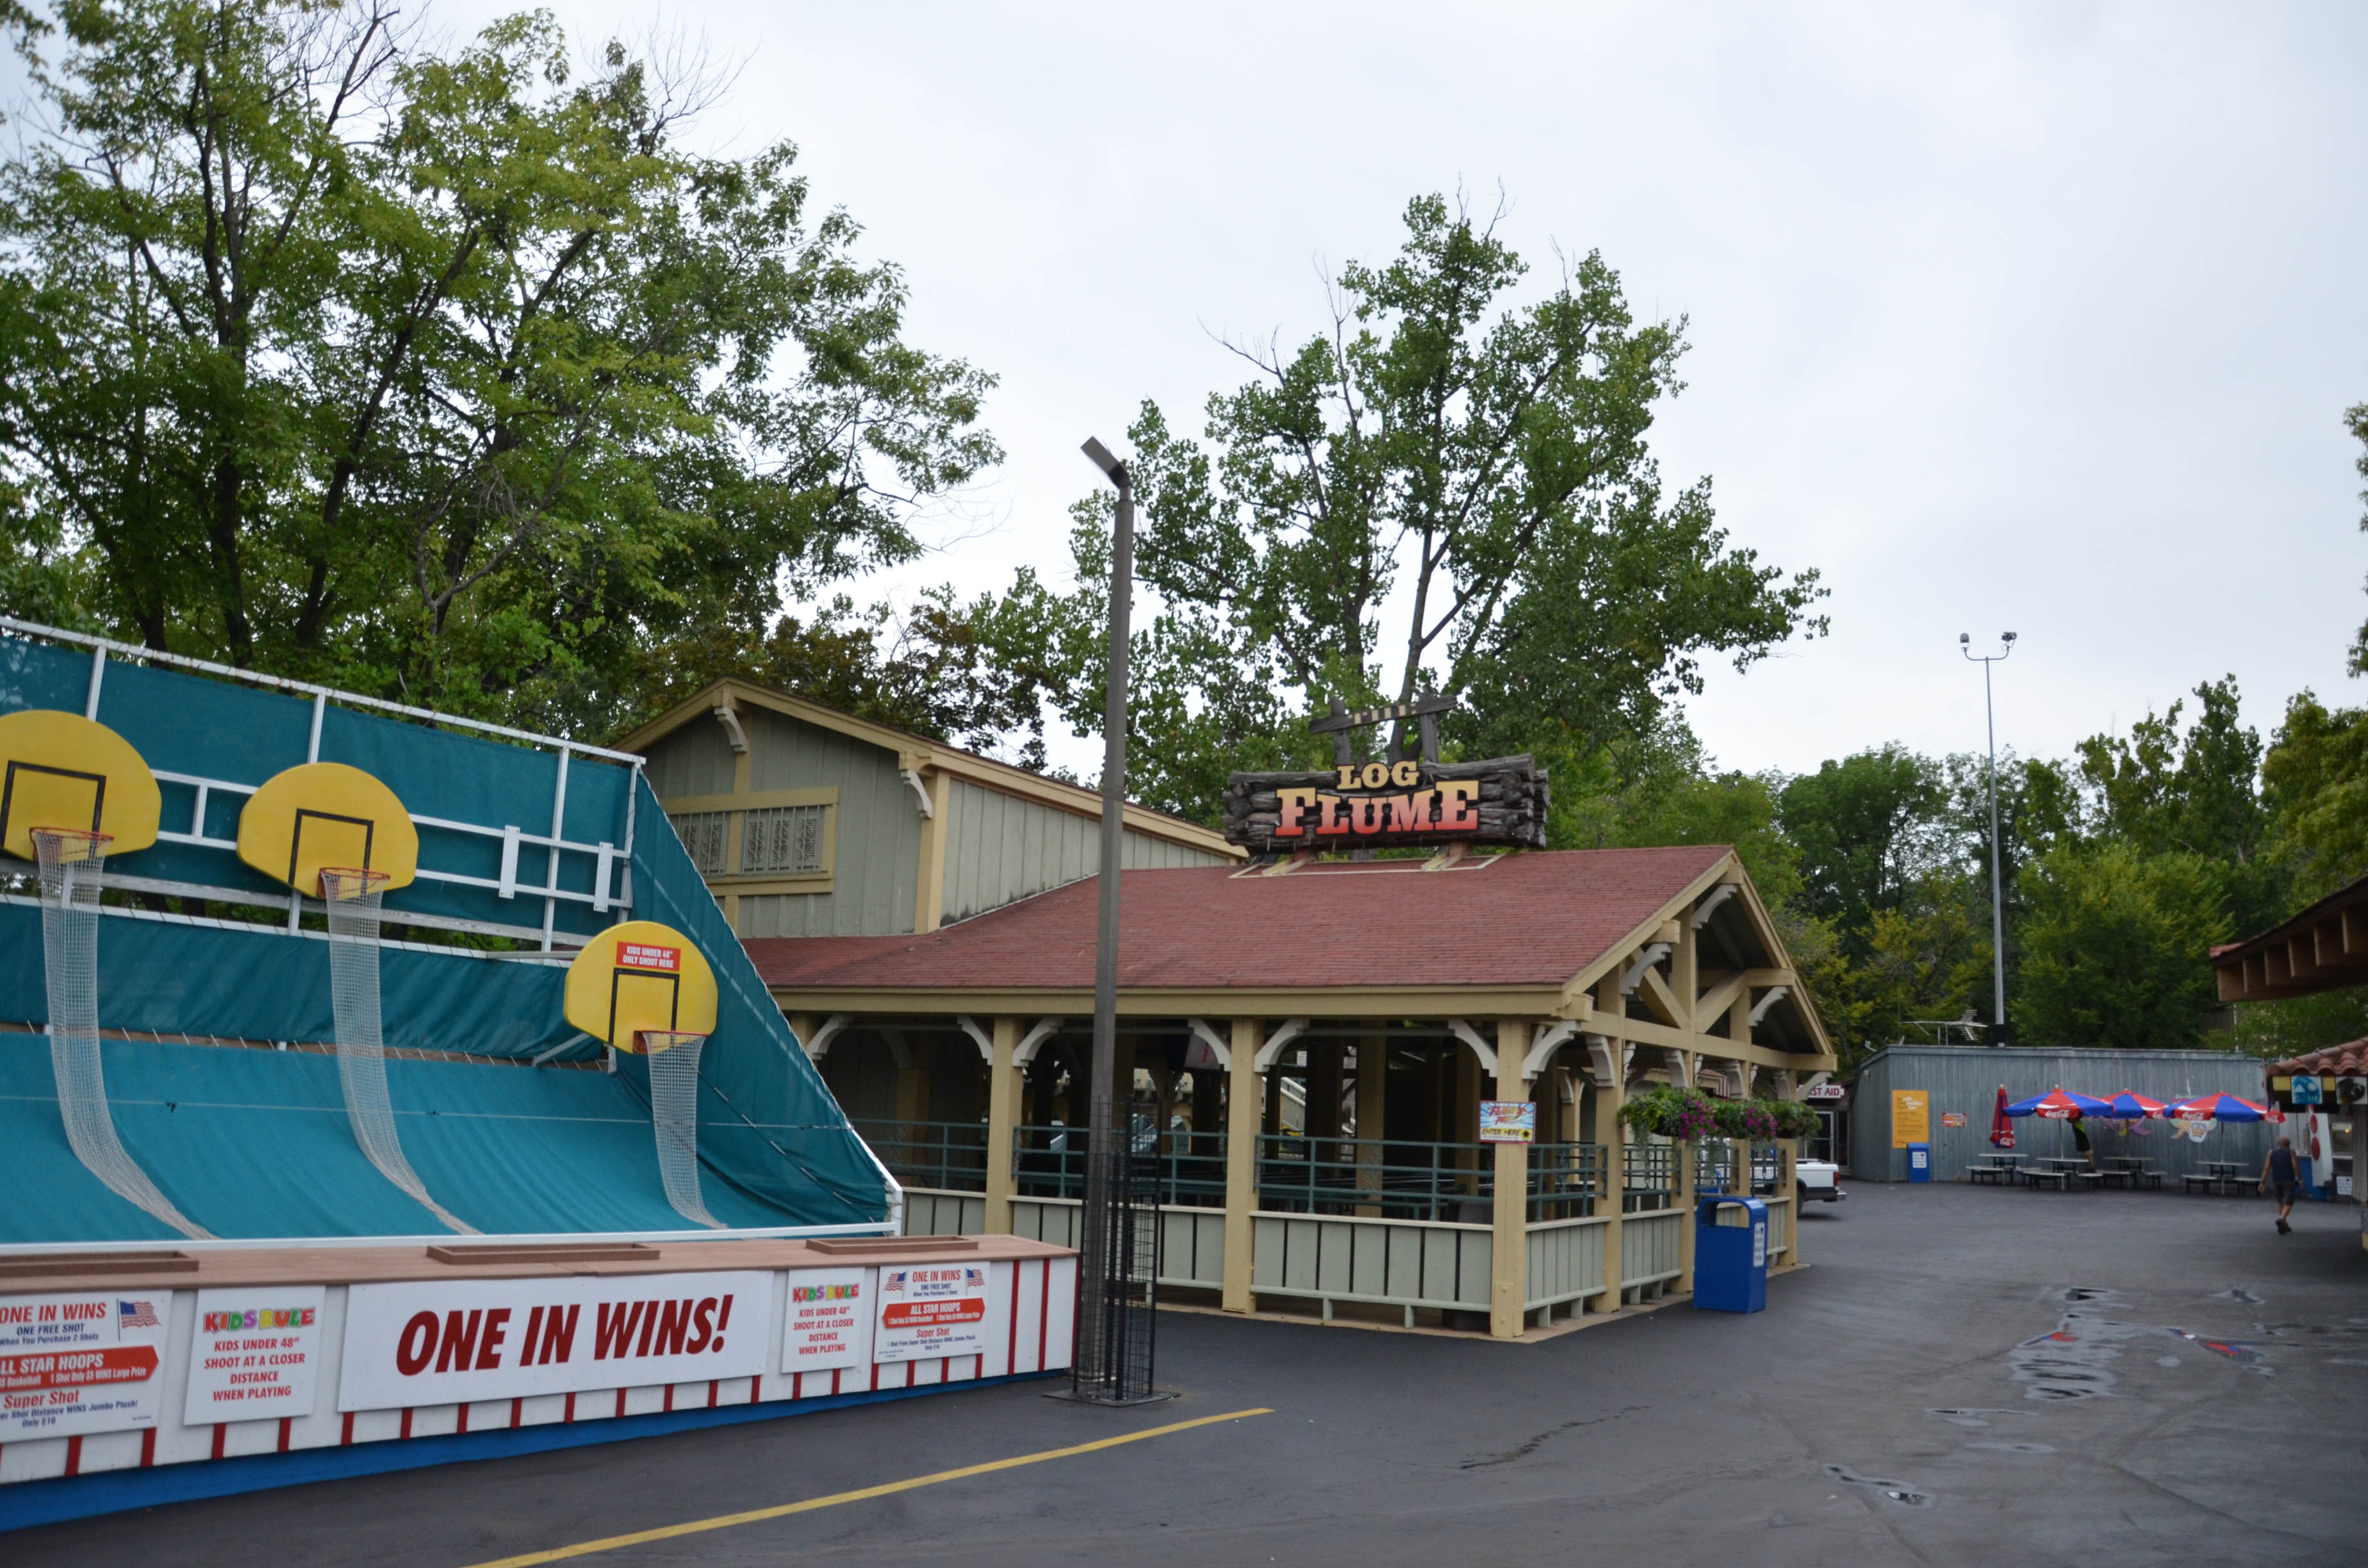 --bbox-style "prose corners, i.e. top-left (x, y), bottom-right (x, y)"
top-left (457, 1406), bottom-right (1275, 1567)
